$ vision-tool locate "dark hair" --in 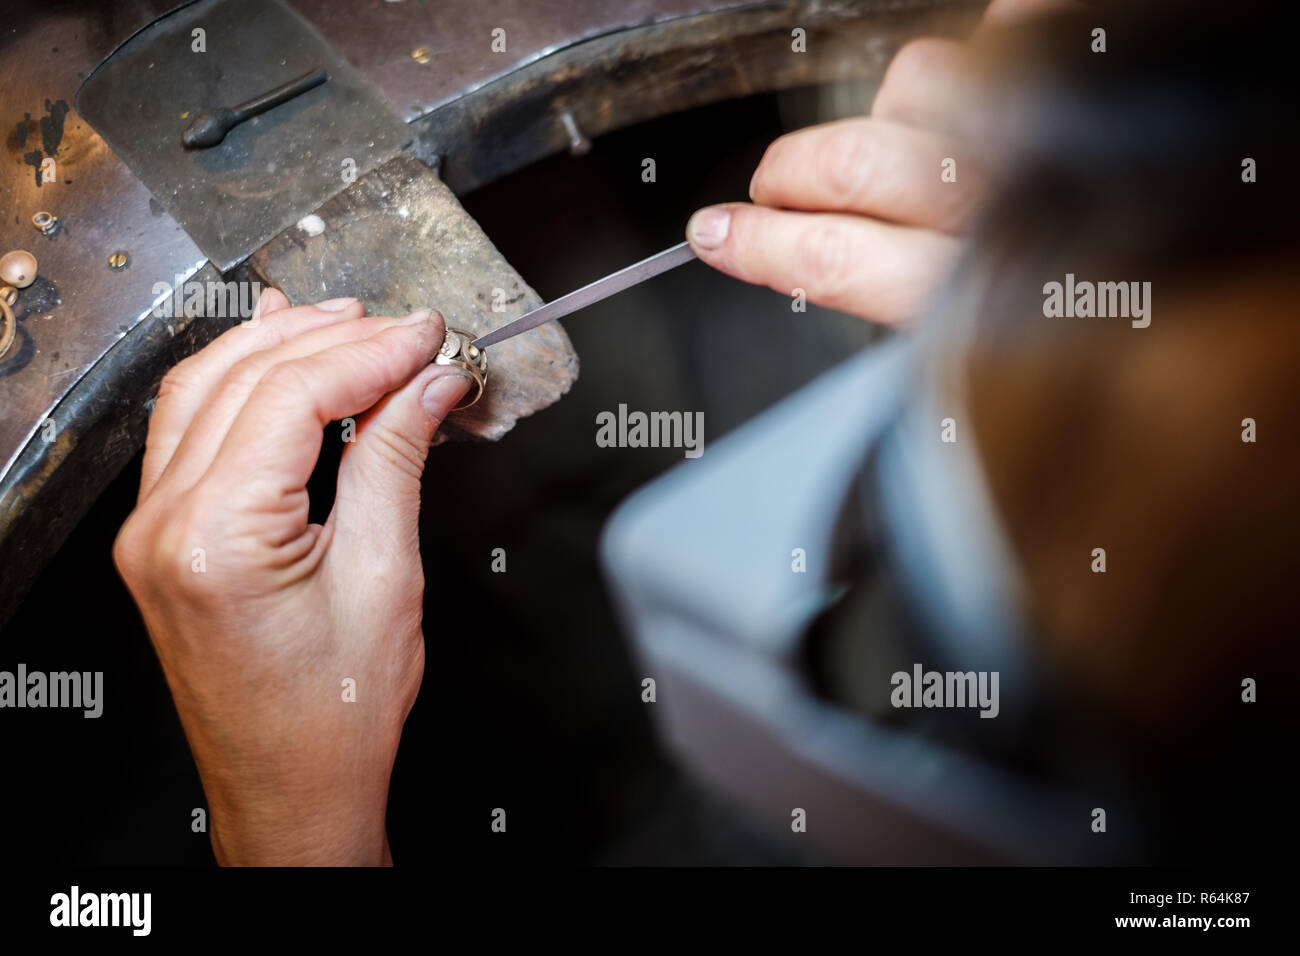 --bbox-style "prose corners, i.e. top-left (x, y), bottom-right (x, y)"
top-left (940, 0), bottom-right (1296, 755)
